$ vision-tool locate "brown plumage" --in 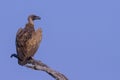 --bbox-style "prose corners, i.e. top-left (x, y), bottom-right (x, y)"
top-left (11, 15), bottom-right (42, 65)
